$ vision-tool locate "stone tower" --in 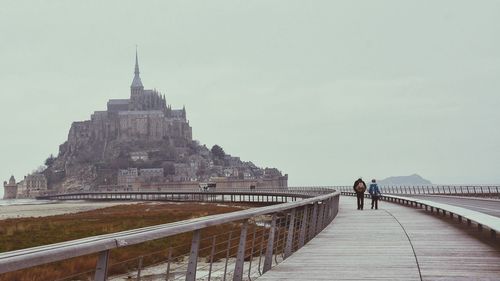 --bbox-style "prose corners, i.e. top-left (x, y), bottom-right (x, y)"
top-left (3, 175), bottom-right (18, 199)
